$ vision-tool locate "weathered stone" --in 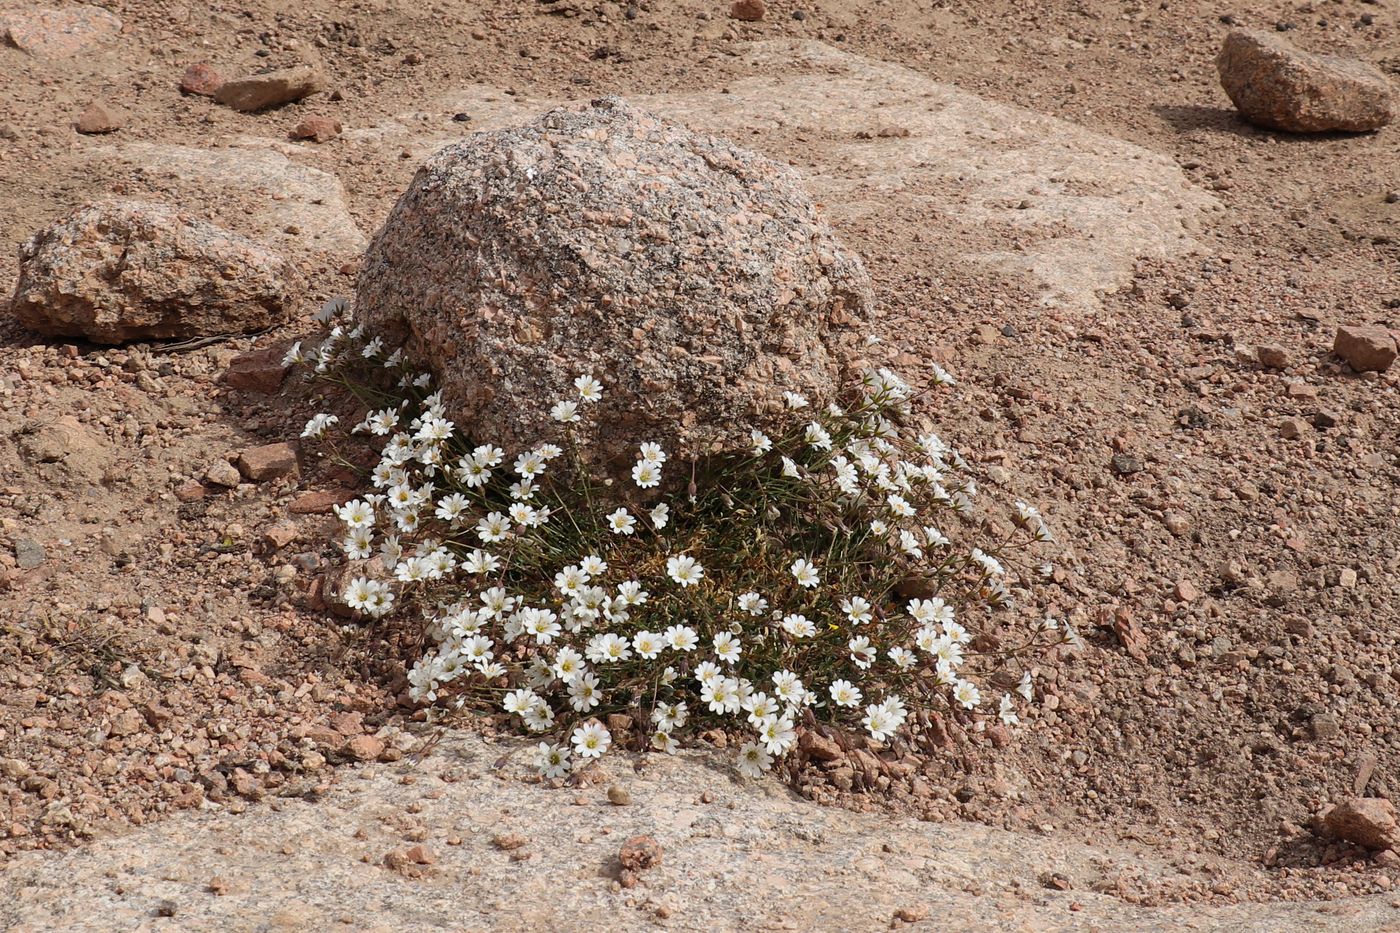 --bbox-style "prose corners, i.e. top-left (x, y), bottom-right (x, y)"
top-left (223, 347), bottom-right (290, 394)
top-left (236, 442), bottom-right (300, 482)
top-left (74, 101), bottom-right (122, 135)
top-left (214, 66), bottom-right (327, 113)
top-left (10, 201), bottom-right (295, 343)
top-left (356, 98), bottom-right (872, 474)
top-left (1333, 324), bottom-right (1397, 373)
top-left (2, 6), bottom-right (121, 59)
top-left (203, 459), bottom-right (242, 488)
top-left (730, 0), bottom-right (766, 22)
top-left (1217, 30), bottom-right (1395, 133)
top-left (180, 63), bottom-right (223, 97)
top-left (289, 488), bottom-right (358, 515)
top-left (290, 116), bottom-right (343, 142)
top-left (1323, 797), bottom-right (1400, 851)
